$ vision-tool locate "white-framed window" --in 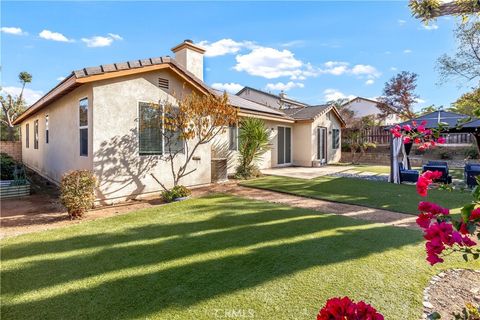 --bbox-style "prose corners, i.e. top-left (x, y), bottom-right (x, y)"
top-left (228, 125), bottom-right (238, 151)
top-left (25, 123), bottom-right (30, 148)
top-left (45, 114), bottom-right (49, 144)
top-left (79, 98), bottom-right (88, 156)
top-left (34, 120), bottom-right (39, 149)
top-left (138, 102), bottom-right (183, 155)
